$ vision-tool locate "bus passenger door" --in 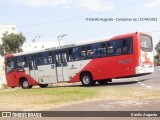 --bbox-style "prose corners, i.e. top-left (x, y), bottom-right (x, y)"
top-left (55, 52), bottom-right (69, 82)
top-left (28, 56), bottom-right (38, 84)
top-left (37, 52), bottom-right (58, 84)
